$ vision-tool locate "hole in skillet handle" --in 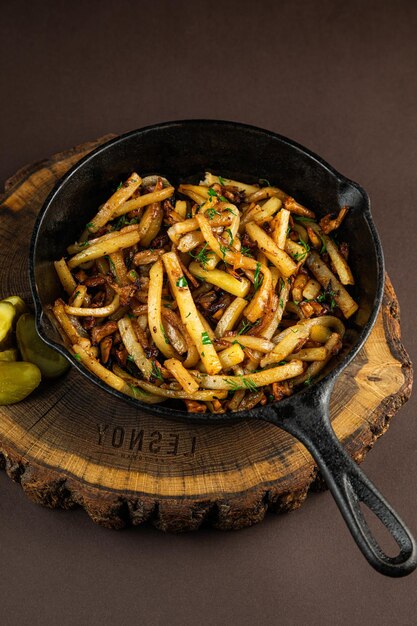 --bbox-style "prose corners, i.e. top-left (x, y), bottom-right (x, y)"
top-left (256, 378), bottom-right (417, 577)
